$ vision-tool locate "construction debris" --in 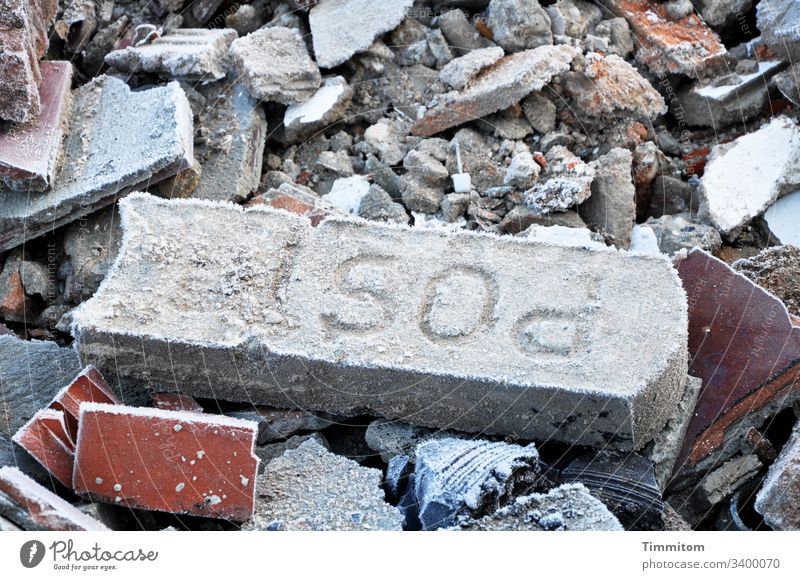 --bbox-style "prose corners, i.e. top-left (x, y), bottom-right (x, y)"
top-left (755, 422), bottom-right (800, 530)
top-left (734, 246), bottom-right (800, 317)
